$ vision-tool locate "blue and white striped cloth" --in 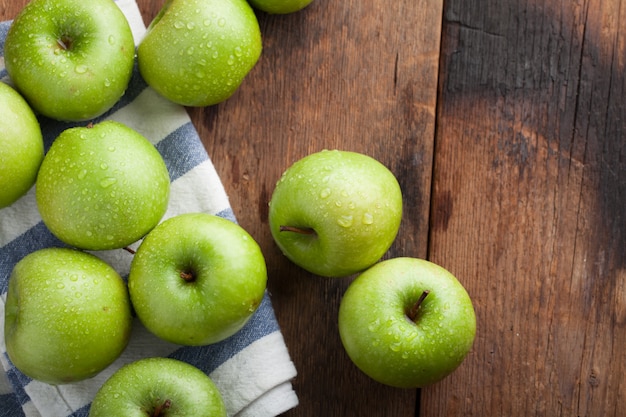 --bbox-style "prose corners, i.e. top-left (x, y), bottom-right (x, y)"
top-left (0, 1), bottom-right (298, 415)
